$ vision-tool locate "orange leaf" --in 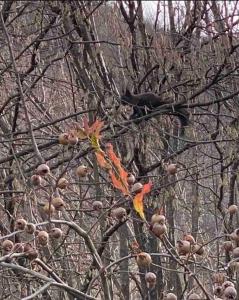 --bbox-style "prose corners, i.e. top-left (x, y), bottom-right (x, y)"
top-left (133, 182), bottom-right (152, 220)
top-left (106, 143), bottom-right (129, 192)
top-left (106, 143), bottom-right (121, 169)
top-left (109, 170), bottom-right (129, 195)
top-left (89, 120), bottom-right (104, 138)
top-left (95, 151), bottom-right (111, 169)
top-left (142, 182), bottom-right (152, 194)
